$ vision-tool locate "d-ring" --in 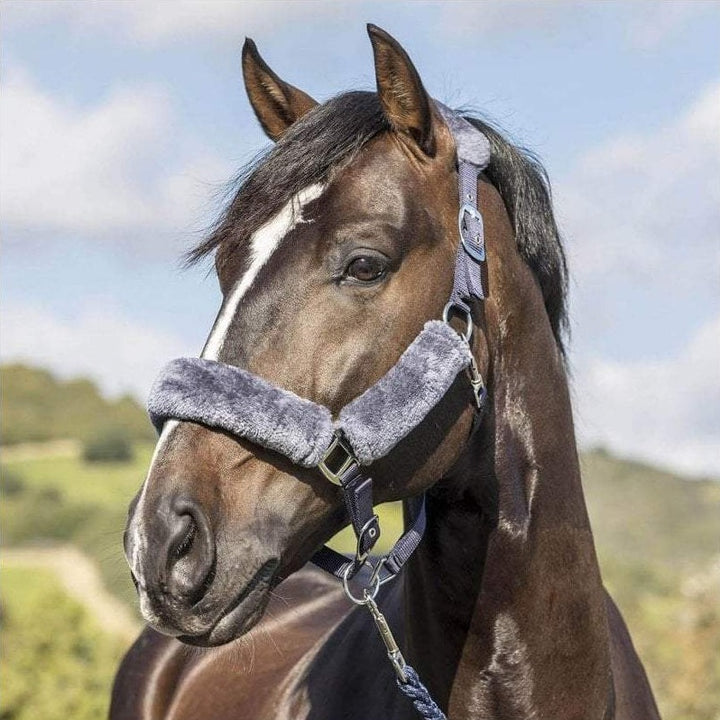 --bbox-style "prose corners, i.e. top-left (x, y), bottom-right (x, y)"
top-left (342, 563), bottom-right (380, 605)
top-left (442, 302), bottom-right (473, 343)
